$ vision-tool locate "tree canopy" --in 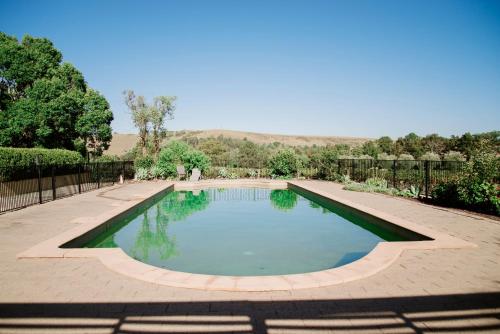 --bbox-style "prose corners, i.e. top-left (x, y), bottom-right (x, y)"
top-left (0, 32), bottom-right (113, 155)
